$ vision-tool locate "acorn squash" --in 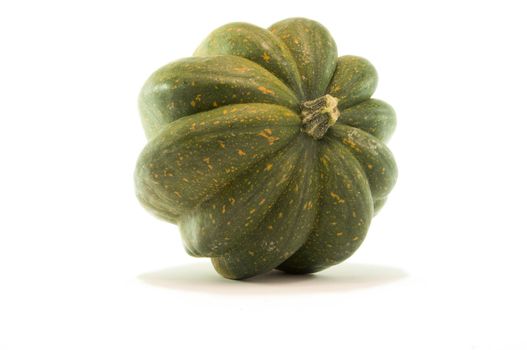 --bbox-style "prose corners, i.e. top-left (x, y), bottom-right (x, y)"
top-left (135, 18), bottom-right (398, 279)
